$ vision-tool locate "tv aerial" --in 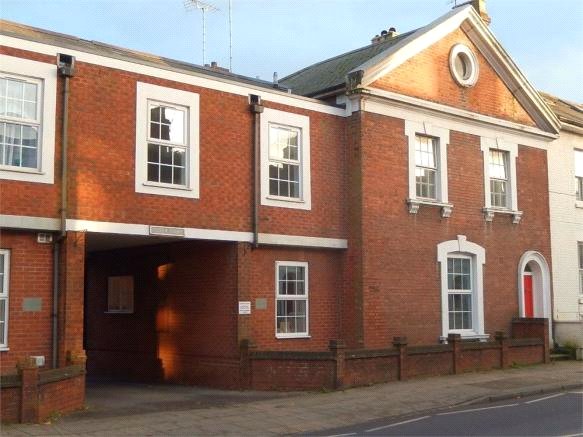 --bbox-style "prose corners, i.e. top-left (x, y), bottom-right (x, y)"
top-left (184, 0), bottom-right (233, 72)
